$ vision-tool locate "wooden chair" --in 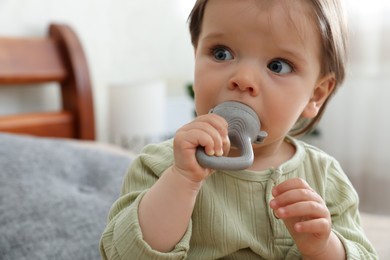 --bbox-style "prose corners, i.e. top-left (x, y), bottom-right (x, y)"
top-left (0, 23), bottom-right (95, 140)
